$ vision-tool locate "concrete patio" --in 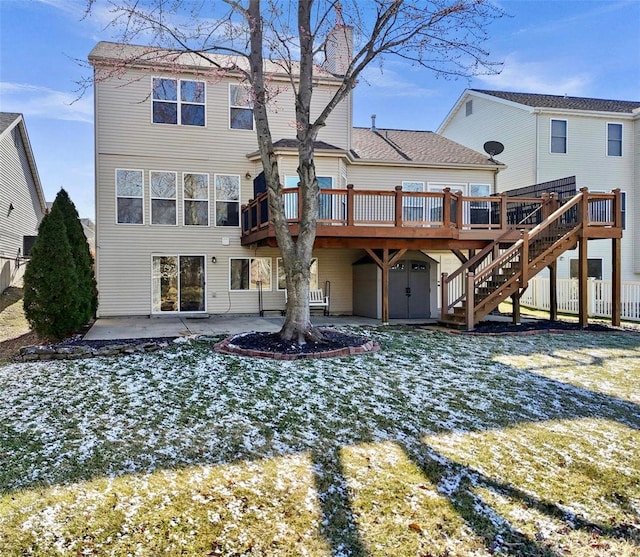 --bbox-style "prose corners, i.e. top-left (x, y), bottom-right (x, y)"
top-left (83, 314), bottom-right (438, 340)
